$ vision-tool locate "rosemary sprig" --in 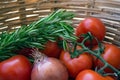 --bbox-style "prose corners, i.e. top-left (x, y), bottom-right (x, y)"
top-left (0, 9), bottom-right (77, 61)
